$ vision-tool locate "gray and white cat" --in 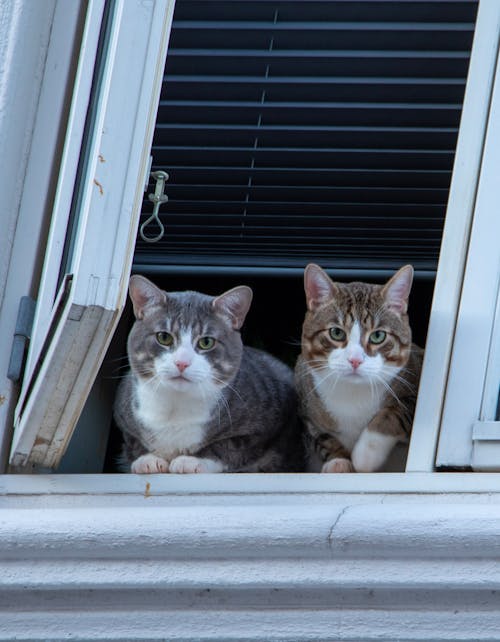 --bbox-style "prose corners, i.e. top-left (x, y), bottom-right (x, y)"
top-left (114, 275), bottom-right (304, 474)
top-left (295, 264), bottom-right (423, 473)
